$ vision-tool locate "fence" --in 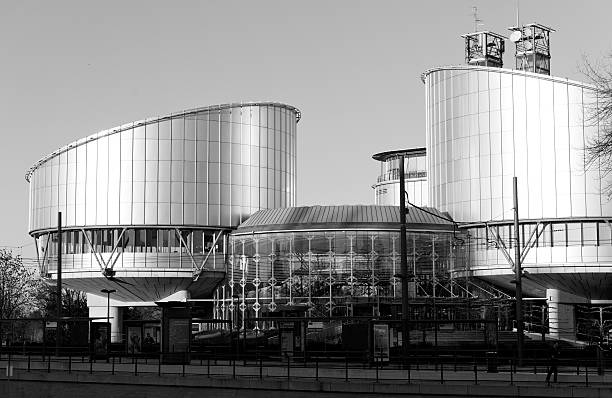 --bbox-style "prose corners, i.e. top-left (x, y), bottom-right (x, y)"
top-left (1, 347), bottom-right (611, 387)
